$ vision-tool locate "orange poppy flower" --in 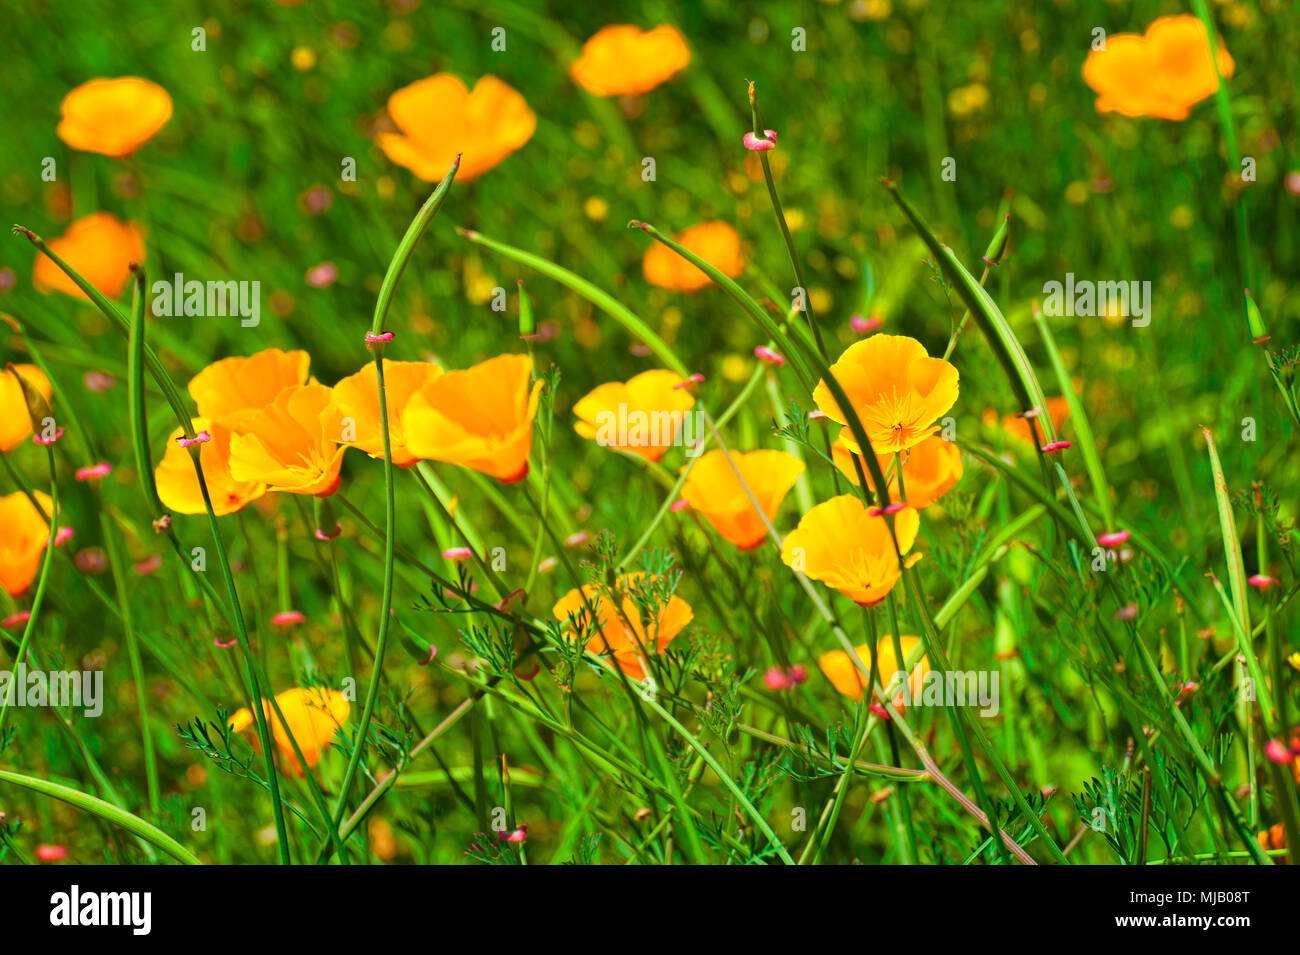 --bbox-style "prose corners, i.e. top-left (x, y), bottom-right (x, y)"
top-left (983, 395), bottom-right (1071, 447)
top-left (813, 335), bottom-right (959, 456)
top-left (57, 77), bottom-right (173, 157)
top-left (228, 687), bottom-right (350, 777)
top-left (187, 348), bottom-right (311, 430)
top-left (403, 354), bottom-right (542, 484)
top-left (1083, 15), bottom-right (1234, 121)
top-left (227, 384), bottom-right (347, 496)
top-left (573, 369), bottom-right (696, 463)
top-left (642, 222), bottom-right (744, 292)
top-left (781, 495), bottom-right (921, 606)
top-left (32, 213), bottom-right (145, 300)
top-left (377, 74), bottom-right (536, 182)
top-left (553, 573), bottom-right (693, 679)
top-left (831, 434), bottom-right (963, 508)
top-left (0, 365), bottom-right (52, 452)
top-left (819, 635), bottom-right (929, 704)
top-left (154, 417), bottom-right (266, 516)
top-left (1258, 822), bottom-right (1287, 859)
top-left (324, 359), bottom-right (443, 467)
top-left (681, 449), bottom-right (805, 549)
top-left (570, 25), bottom-right (691, 97)
top-left (0, 491), bottom-right (54, 597)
